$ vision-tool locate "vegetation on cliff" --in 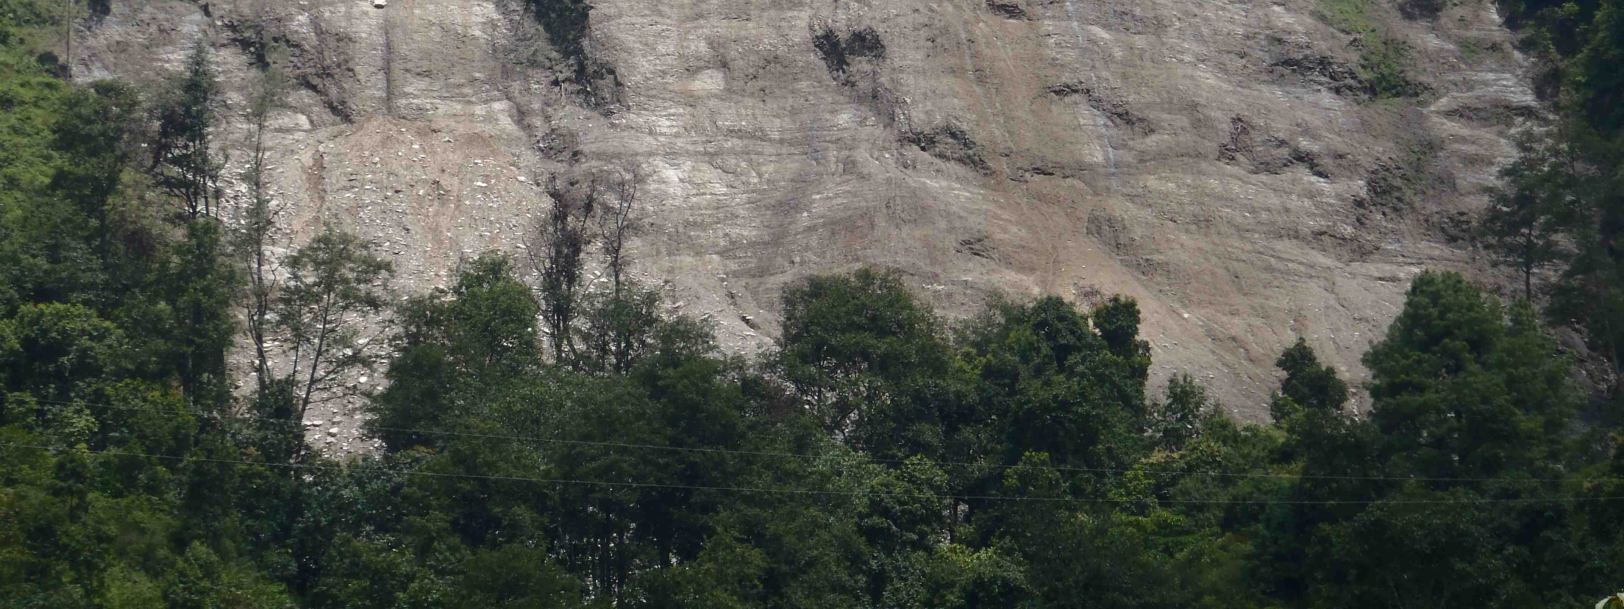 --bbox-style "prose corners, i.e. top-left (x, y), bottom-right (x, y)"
top-left (2, 1), bottom-right (1622, 607)
top-left (1482, 0), bottom-right (1624, 402)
